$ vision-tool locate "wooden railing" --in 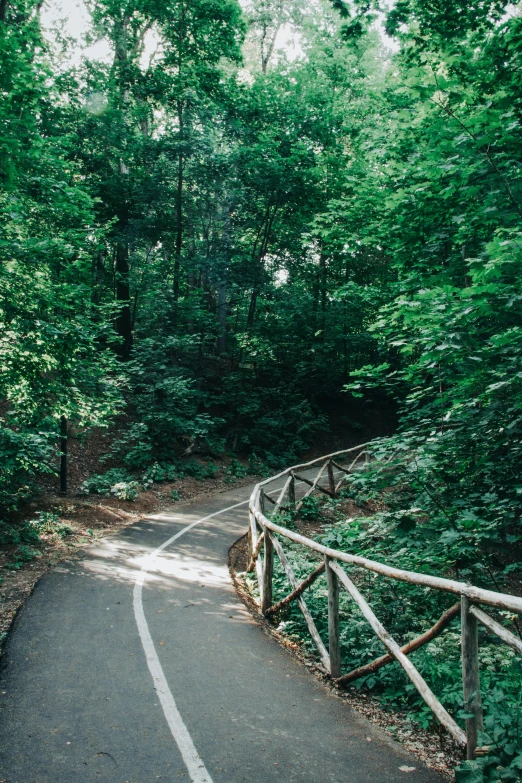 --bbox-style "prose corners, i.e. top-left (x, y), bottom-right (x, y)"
top-left (247, 443), bottom-right (522, 760)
